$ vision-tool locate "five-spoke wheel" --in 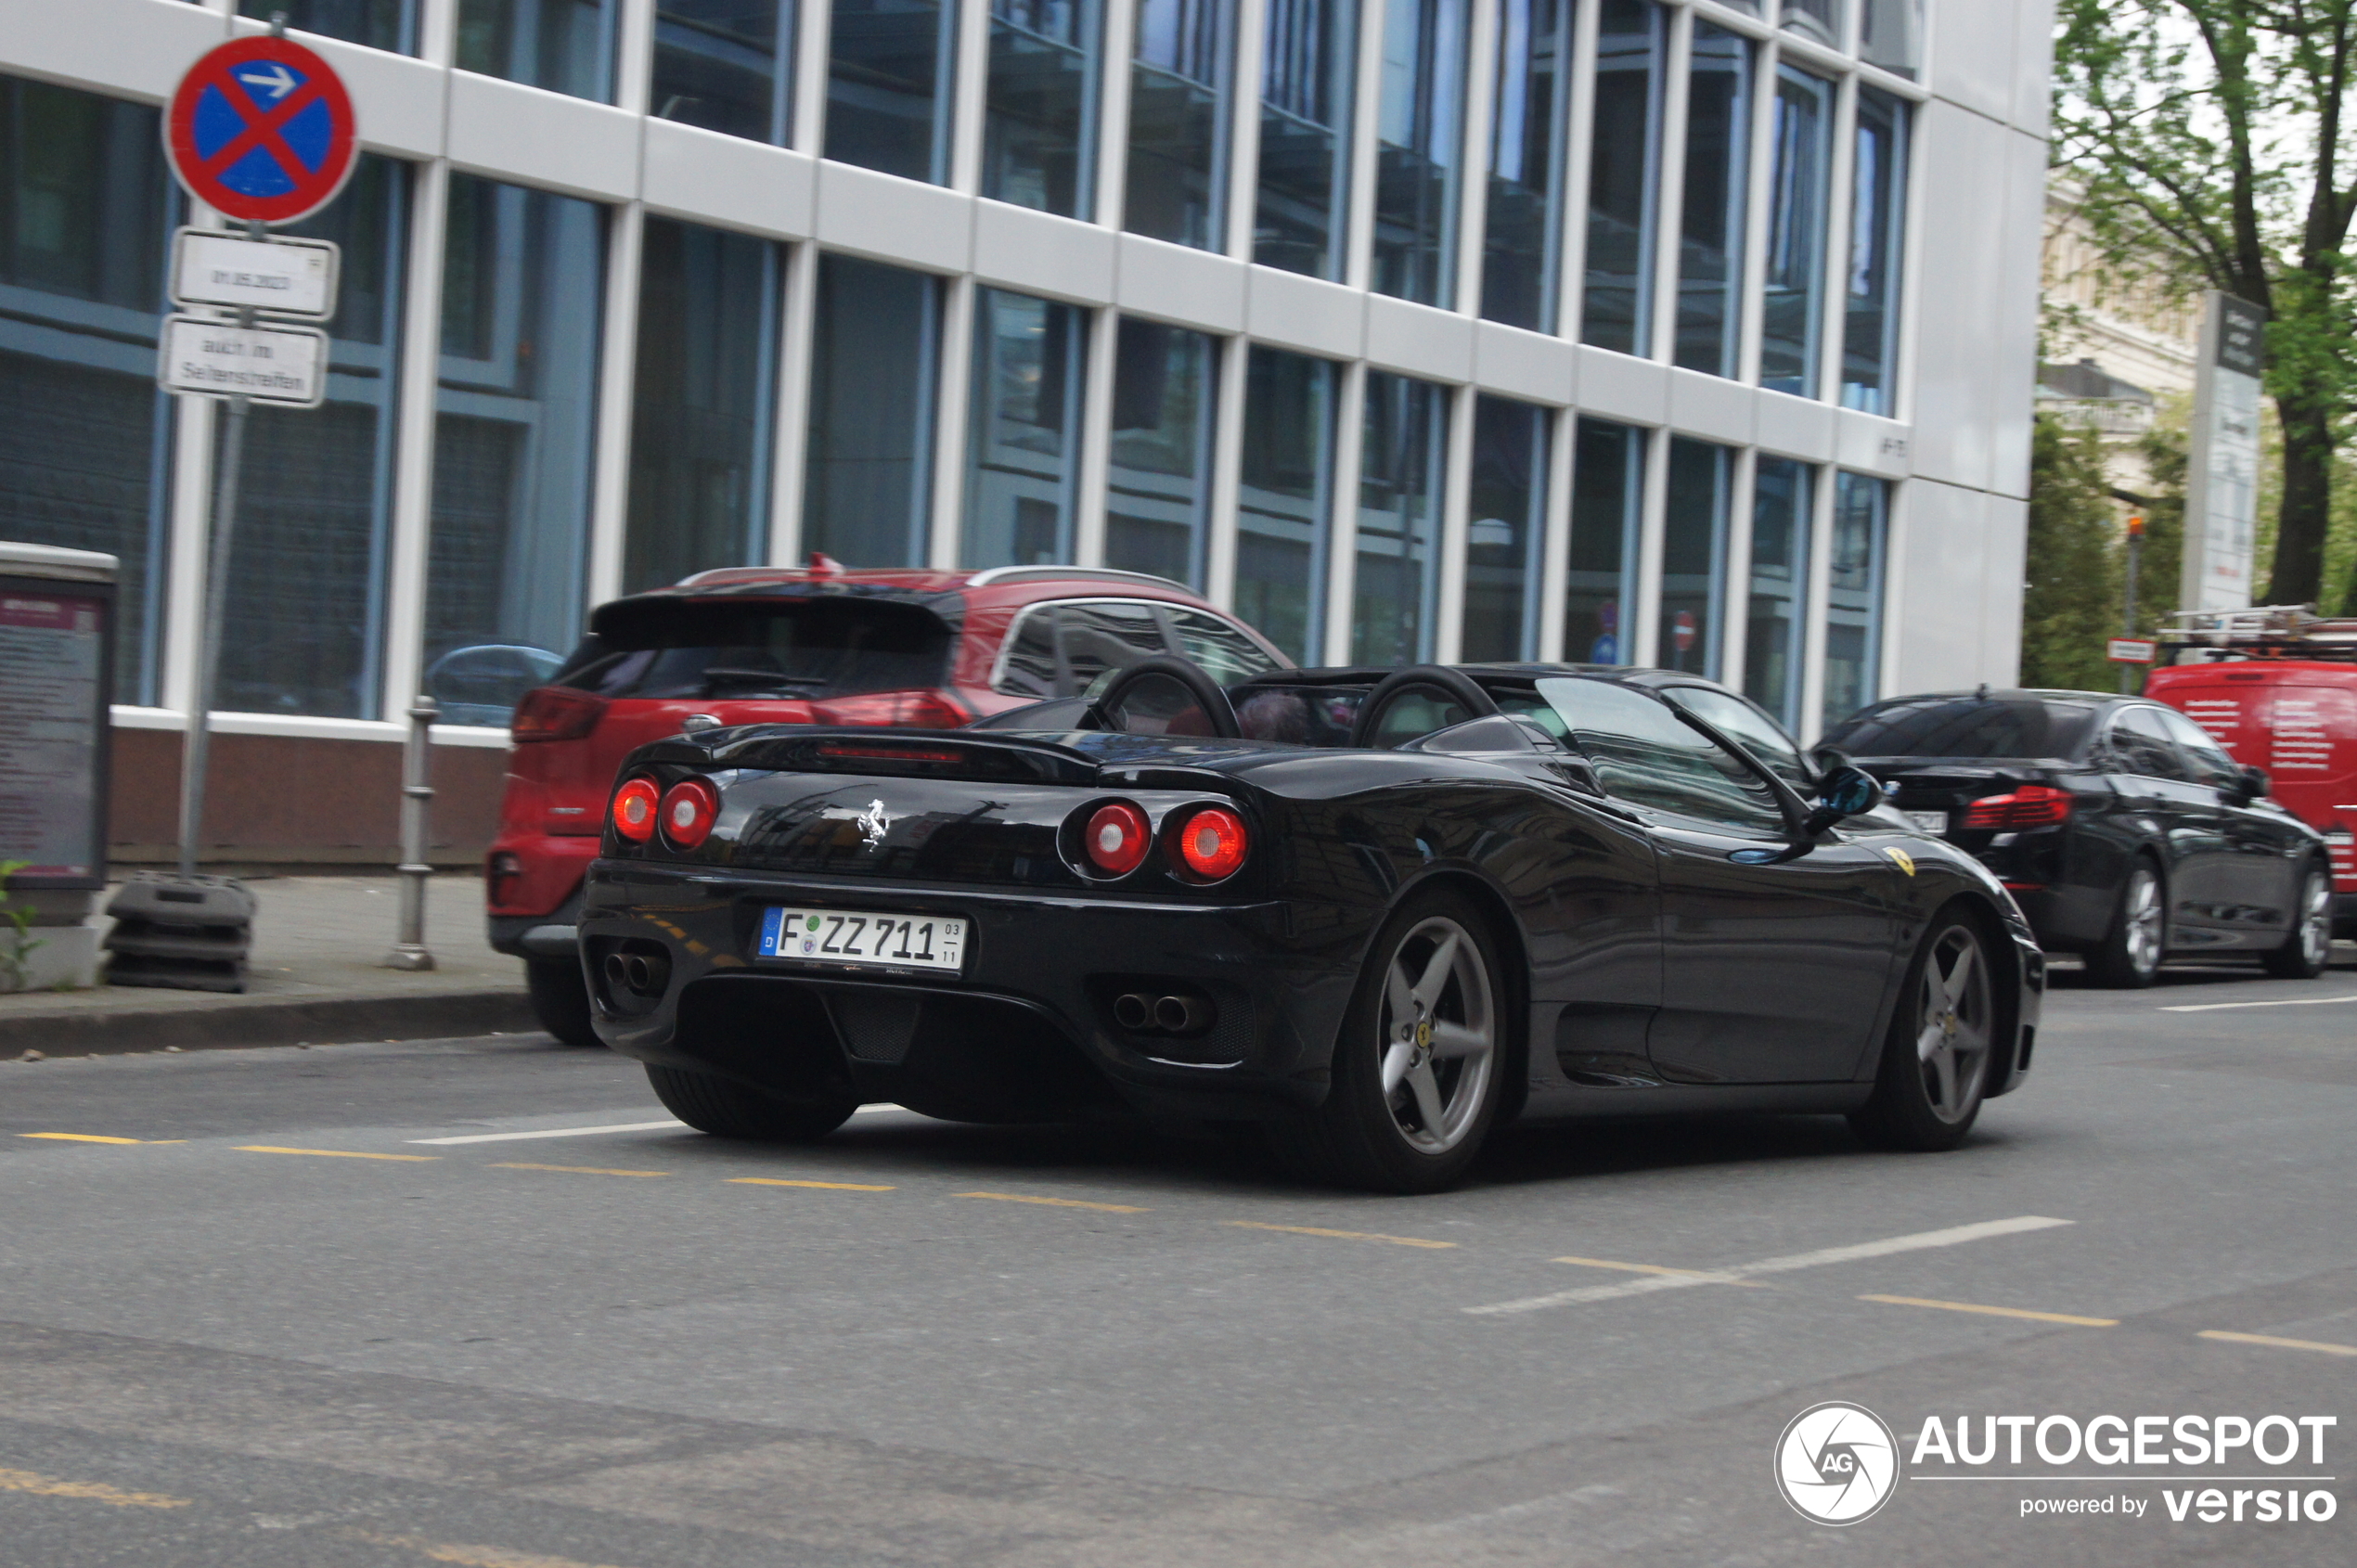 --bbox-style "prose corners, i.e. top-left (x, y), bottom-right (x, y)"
top-left (1851, 911), bottom-right (1997, 1151)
